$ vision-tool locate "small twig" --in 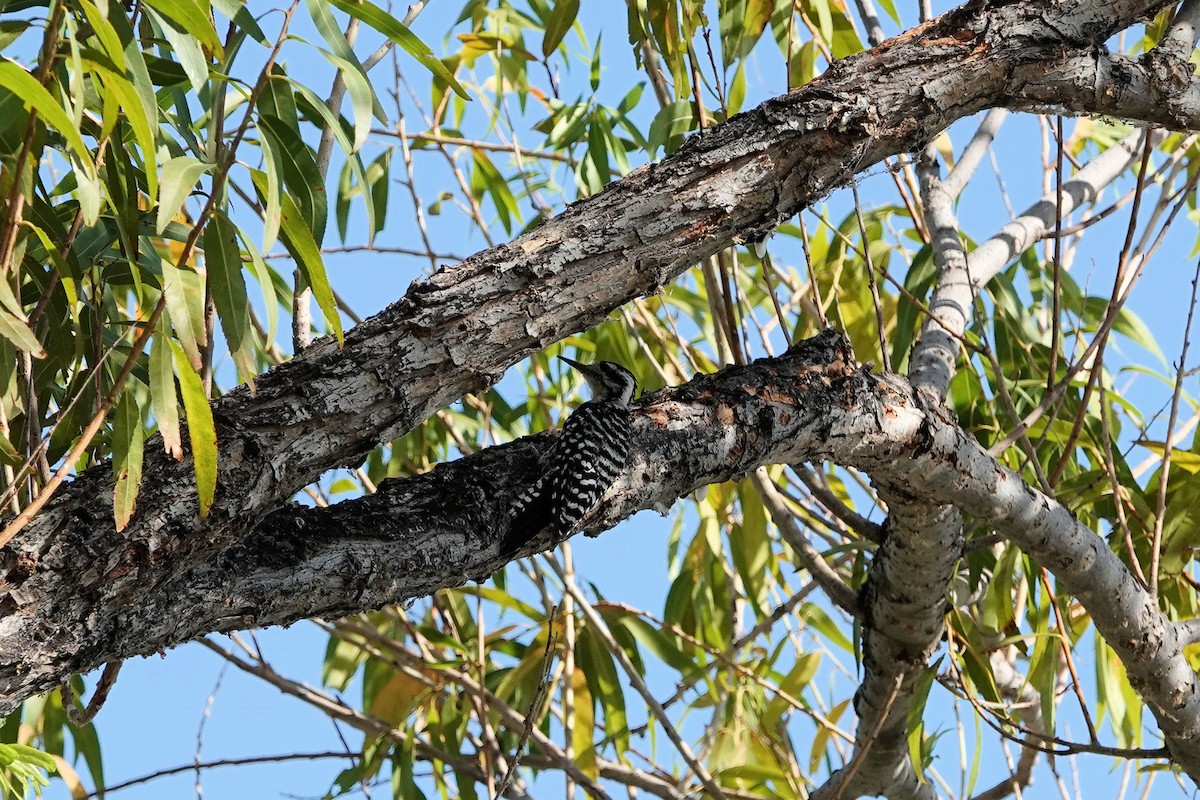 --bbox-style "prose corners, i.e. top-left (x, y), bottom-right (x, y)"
top-left (753, 469), bottom-right (859, 613)
top-left (193, 662), bottom-right (227, 799)
top-left (1046, 116), bottom-right (1065, 399)
top-left (496, 604), bottom-right (559, 798)
top-left (85, 752), bottom-right (356, 798)
top-left (547, 560), bottom-right (730, 800)
top-left (793, 466), bottom-right (885, 543)
top-left (1149, 255), bottom-right (1200, 599)
top-left (850, 181), bottom-right (891, 372)
top-left (798, 216), bottom-right (829, 328)
top-left (61, 661), bottom-right (123, 726)
top-left (760, 252), bottom-right (793, 347)
top-left (1099, 381), bottom-right (1149, 589)
top-left (1038, 569), bottom-right (1098, 742)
